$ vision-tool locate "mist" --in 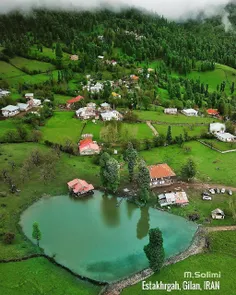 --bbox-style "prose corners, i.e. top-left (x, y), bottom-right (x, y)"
top-left (0, 0), bottom-right (234, 21)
